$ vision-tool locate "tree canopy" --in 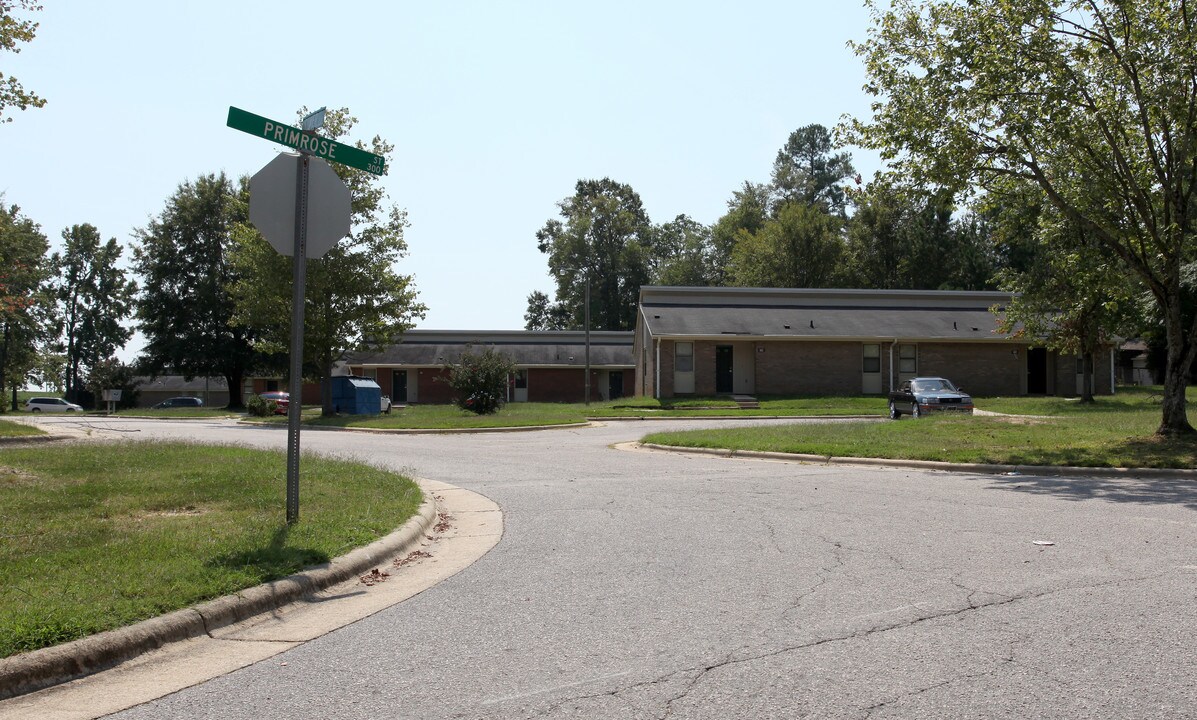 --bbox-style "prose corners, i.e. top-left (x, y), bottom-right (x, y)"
top-left (0, 200), bottom-right (50, 408)
top-left (844, 0), bottom-right (1197, 435)
top-left (51, 224), bottom-right (136, 403)
top-left (530, 178), bottom-right (654, 331)
top-left (133, 173), bottom-right (259, 409)
top-left (0, 1), bottom-right (45, 122)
